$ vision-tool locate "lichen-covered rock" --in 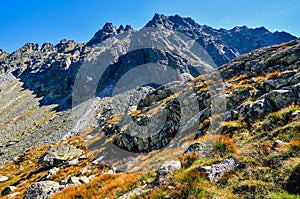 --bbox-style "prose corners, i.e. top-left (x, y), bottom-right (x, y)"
top-left (156, 160), bottom-right (181, 185)
top-left (184, 142), bottom-right (210, 157)
top-left (198, 158), bottom-right (238, 182)
top-left (39, 143), bottom-right (83, 167)
top-left (24, 181), bottom-right (62, 199)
